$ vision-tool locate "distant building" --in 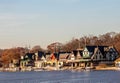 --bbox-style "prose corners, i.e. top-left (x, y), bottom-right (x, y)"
top-left (82, 46), bottom-right (119, 61)
top-left (20, 53), bottom-right (35, 68)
